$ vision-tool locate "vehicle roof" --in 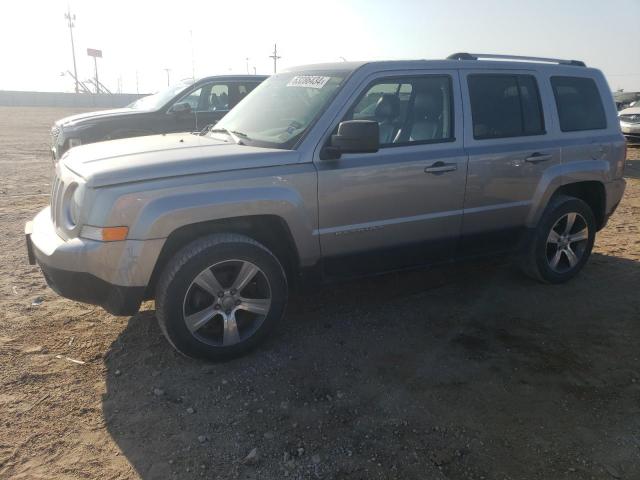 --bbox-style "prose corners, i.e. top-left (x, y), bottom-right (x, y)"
top-left (195, 74), bottom-right (269, 83)
top-left (285, 58), bottom-right (599, 76)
